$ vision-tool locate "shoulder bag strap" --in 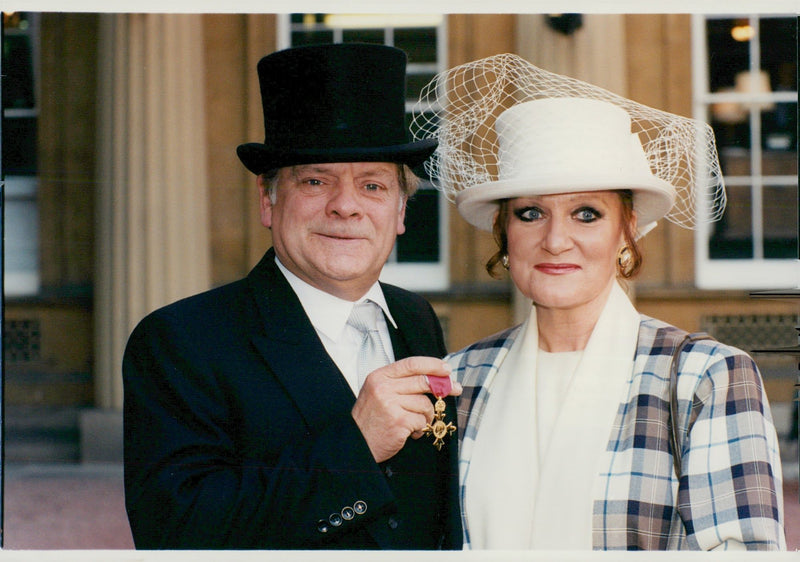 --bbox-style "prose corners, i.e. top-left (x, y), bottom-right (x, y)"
top-left (669, 332), bottom-right (714, 477)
